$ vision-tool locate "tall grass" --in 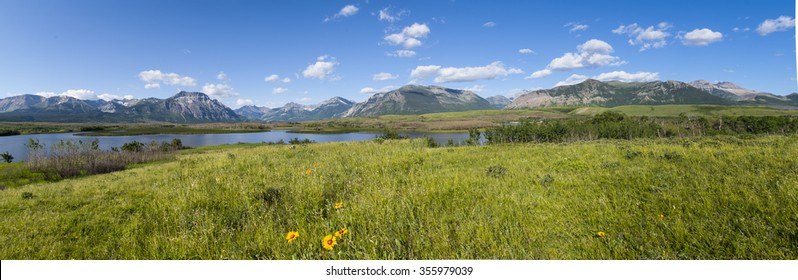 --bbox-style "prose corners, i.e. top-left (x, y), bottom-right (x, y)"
top-left (0, 136), bottom-right (796, 259)
top-left (25, 138), bottom-right (179, 179)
